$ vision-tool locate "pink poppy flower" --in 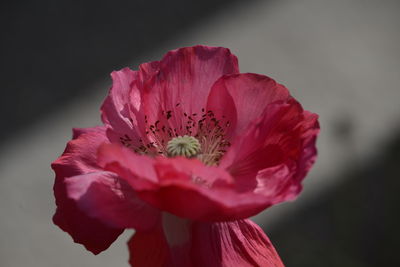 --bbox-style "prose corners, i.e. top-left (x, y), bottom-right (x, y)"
top-left (52, 45), bottom-right (319, 266)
